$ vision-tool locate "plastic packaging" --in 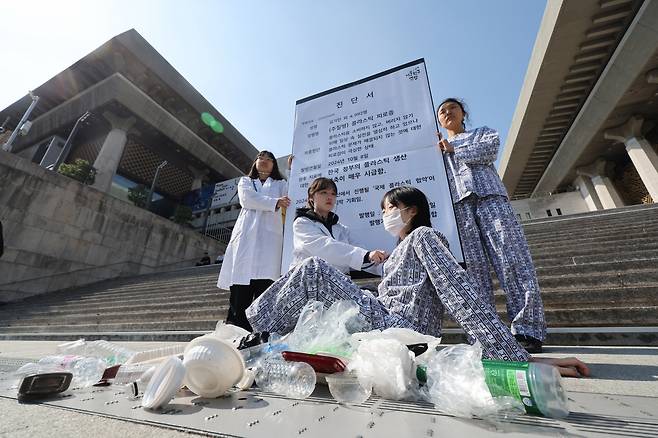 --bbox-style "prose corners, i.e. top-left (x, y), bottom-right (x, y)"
top-left (113, 363), bottom-right (156, 385)
top-left (183, 334), bottom-right (245, 398)
top-left (423, 343), bottom-right (524, 419)
top-left (214, 322), bottom-right (250, 347)
top-left (124, 344), bottom-right (186, 365)
top-left (57, 339), bottom-right (135, 366)
top-left (348, 338), bottom-right (417, 401)
top-left (286, 300), bottom-right (365, 357)
top-left (255, 358), bottom-right (316, 399)
top-left (37, 355), bottom-right (106, 387)
top-left (325, 372), bottom-right (372, 405)
top-left (125, 366), bottom-right (157, 400)
top-left (482, 360), bottom-right (569, 418)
